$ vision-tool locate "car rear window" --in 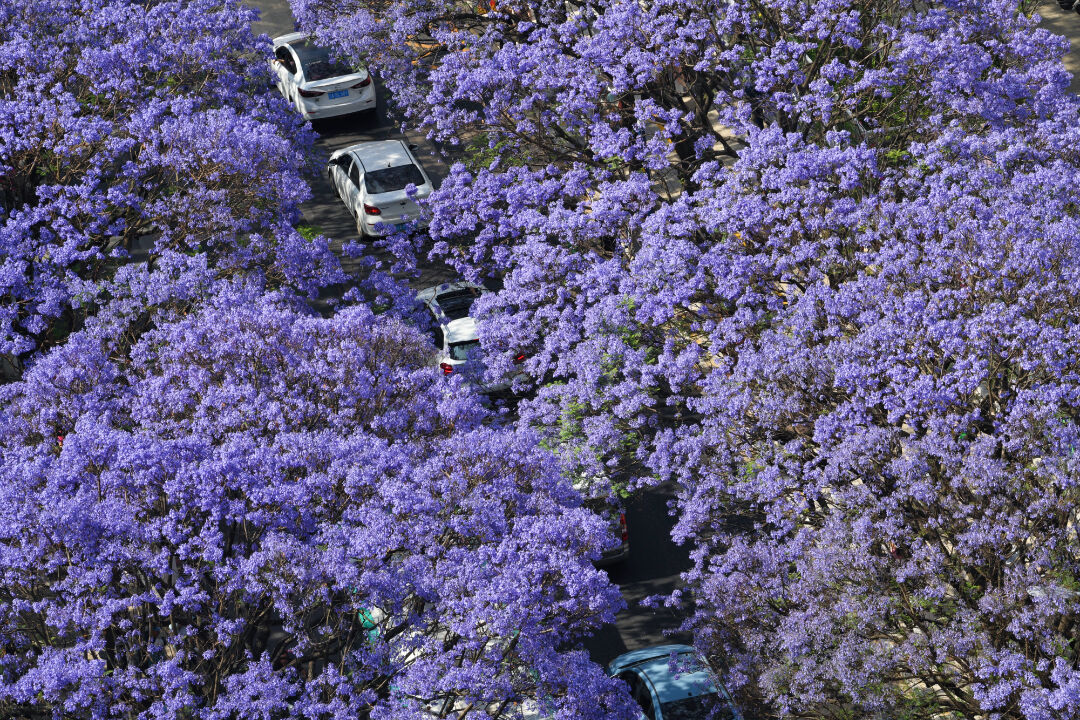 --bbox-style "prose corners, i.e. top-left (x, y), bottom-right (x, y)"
top-left (583, 496), bottom-right (617, 514)
top-left (364, 164), bottom-right (426, 194)
top-left (295, 43), bottom-right (354, 81)
top-left (303, 57), bottom-right (354, 81)
top-left (435, 289), bottom-right (481, 320)
top-left (449, 340), bottom-right (479, 362)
